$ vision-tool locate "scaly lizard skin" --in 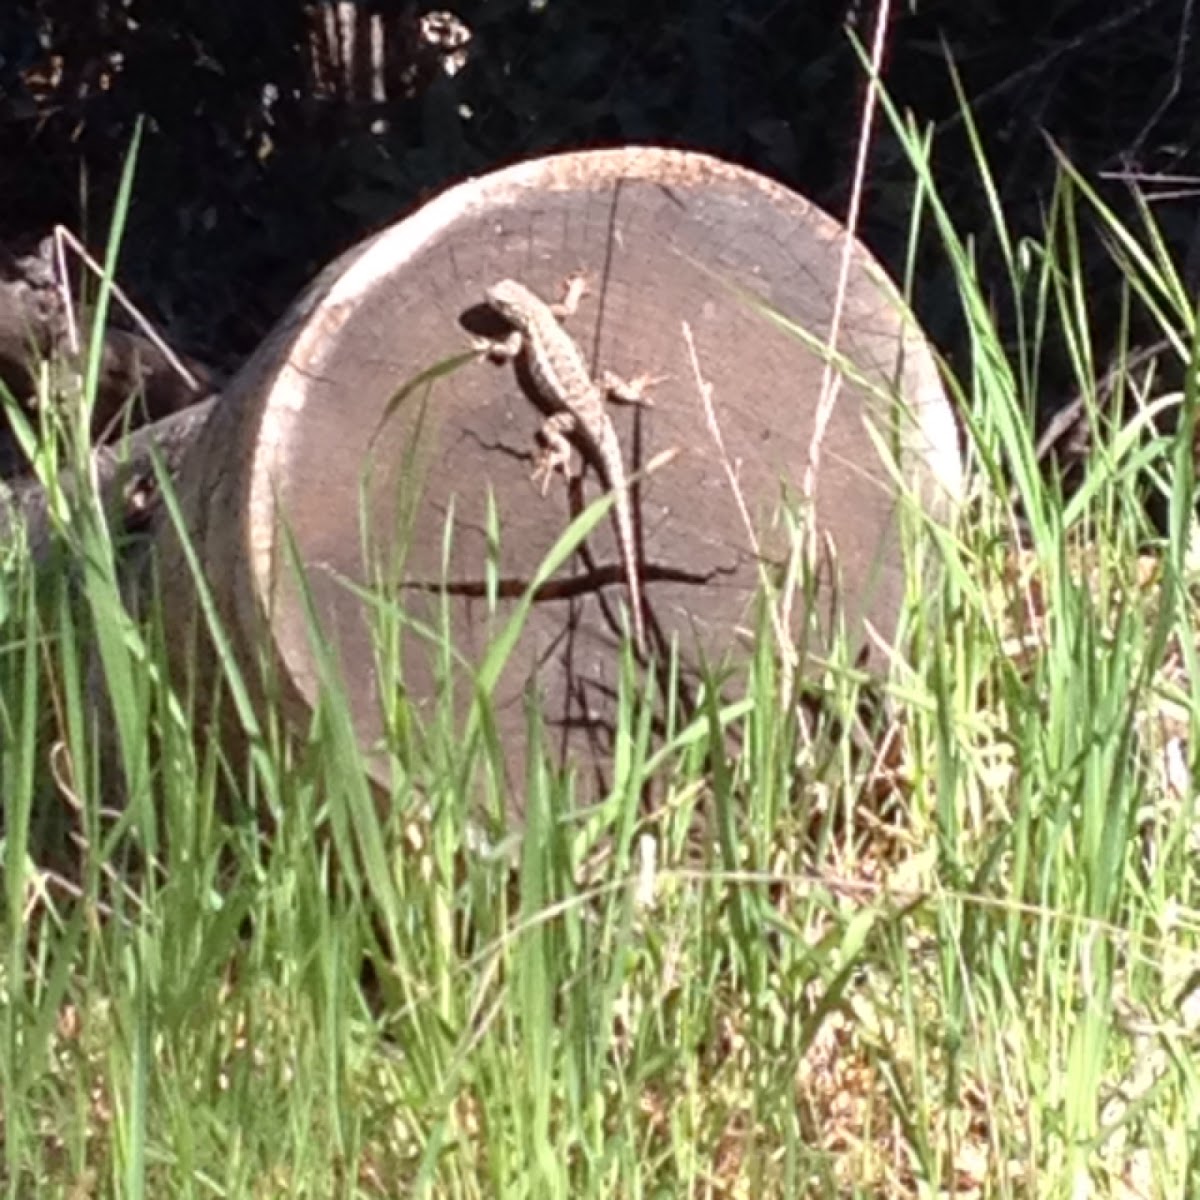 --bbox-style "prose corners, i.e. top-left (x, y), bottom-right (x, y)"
top-left (481, 276), bottom-right (650, 653)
